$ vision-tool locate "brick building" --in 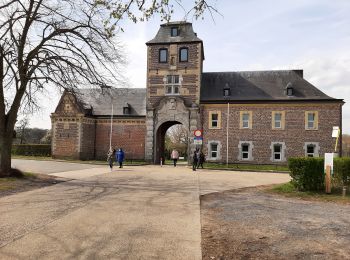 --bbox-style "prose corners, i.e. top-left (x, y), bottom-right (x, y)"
top-left (51, 21), bottom-right (344, 164)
